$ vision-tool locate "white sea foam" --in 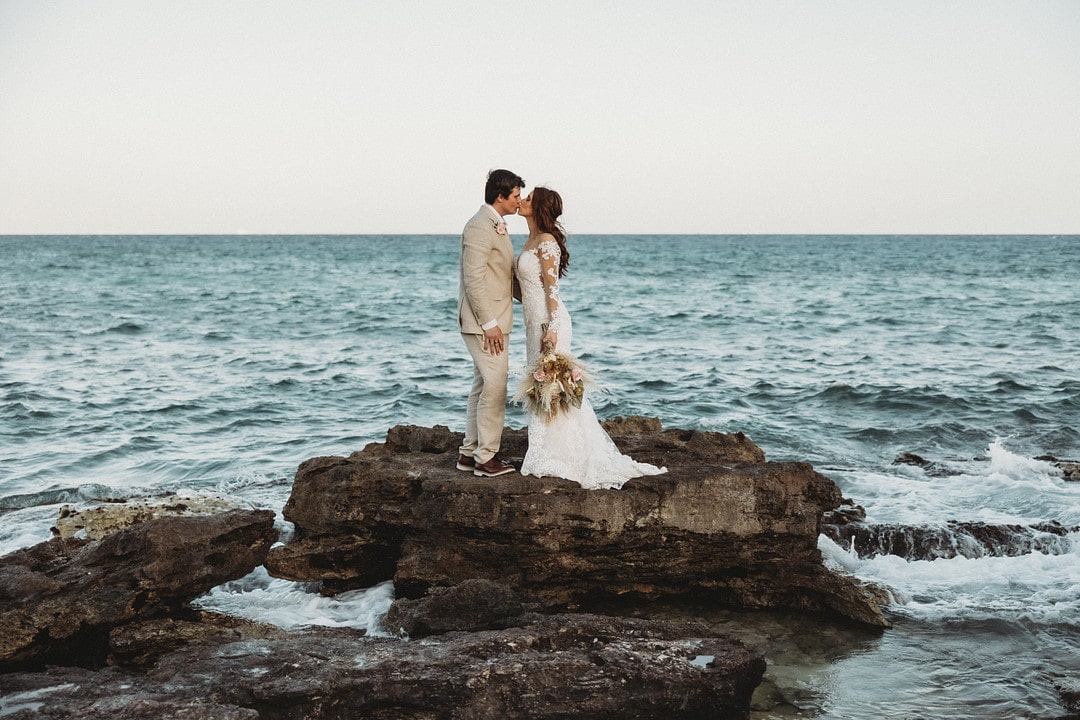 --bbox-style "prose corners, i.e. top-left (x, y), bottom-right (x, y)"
top-left (820, 532), bottom-right (1080, 625)
top-left (828, 439), bottom-right (1080, 527)
top-left (0, 684), bottom-right (76, 717)
top-left (194, 567), bottom-right (396, 637)
top-left (986, 438), bottom-right (1063, 481)
top-left (0, 506), bottom-right (58, 555)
